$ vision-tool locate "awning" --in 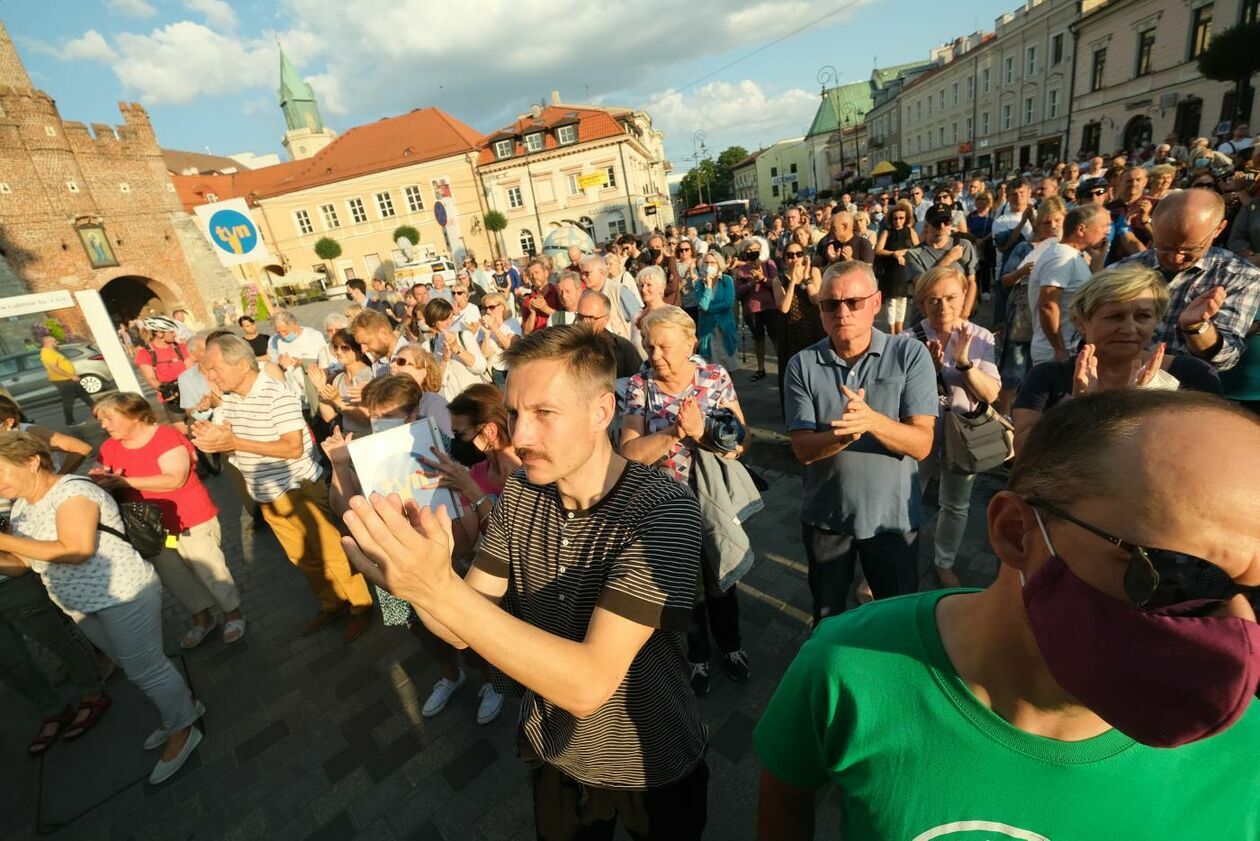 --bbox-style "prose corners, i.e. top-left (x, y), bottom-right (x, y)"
top-left (870, 160), bottom-right (898, 176)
